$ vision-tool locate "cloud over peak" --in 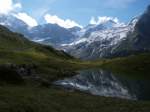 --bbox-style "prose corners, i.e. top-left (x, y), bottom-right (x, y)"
top-left (44, 14), bottom-right (83, 28)
top-left (90, 16), bottom-right (119, 24)
top-left (90, 16), bottom-right (126, 27)
top-left (0, 0), bottom-right (38, 27)
top-left (14, 13), bottom-right (38, 27)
